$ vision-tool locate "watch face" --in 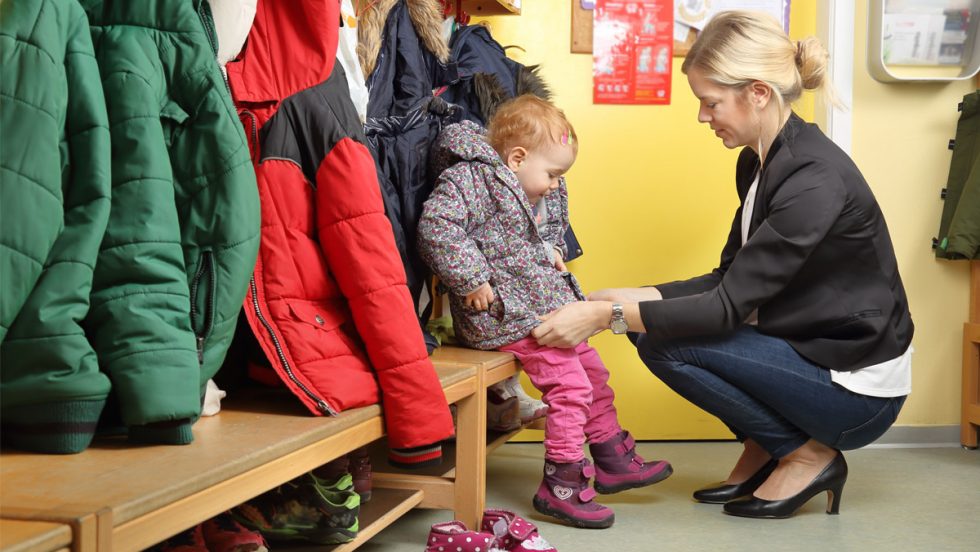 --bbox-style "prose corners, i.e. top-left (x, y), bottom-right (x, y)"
top-left (611, 319), bottom-right (629, 334)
